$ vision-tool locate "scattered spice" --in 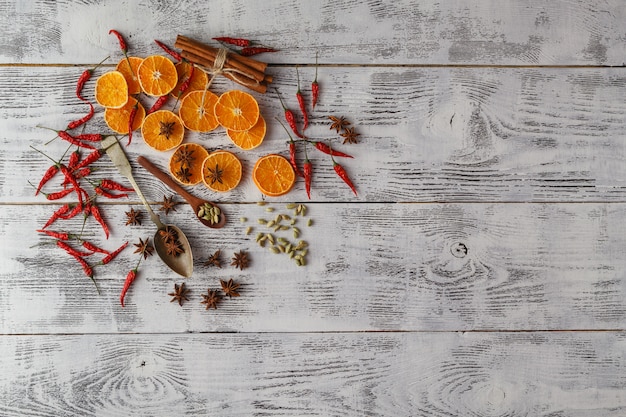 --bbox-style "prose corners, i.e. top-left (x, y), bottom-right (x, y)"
top-left (125, 207), bottom-right (143, 226)
top-left (204, 249), bottom-right (222, 268)
top-left (200, 289), bottom-right (221, 310)
top-left (164, 239), bottom-right (184, 257)
top-left (340, 126), bottom-right (360, 144)
top-left (133, 237), bottom-right (154, 260)
top-left (329, 115), bottom-right (350, 133)
top-left (231, 250), bottom-right (250, 270)
top-left (220, 278), bottom-right (241, 298)
top-left (159, 225), bottom-right (178, 243)
top-left (169, 282), bottom-right (190, 306)
top-left (160, 195), bottom-right (179, 215)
